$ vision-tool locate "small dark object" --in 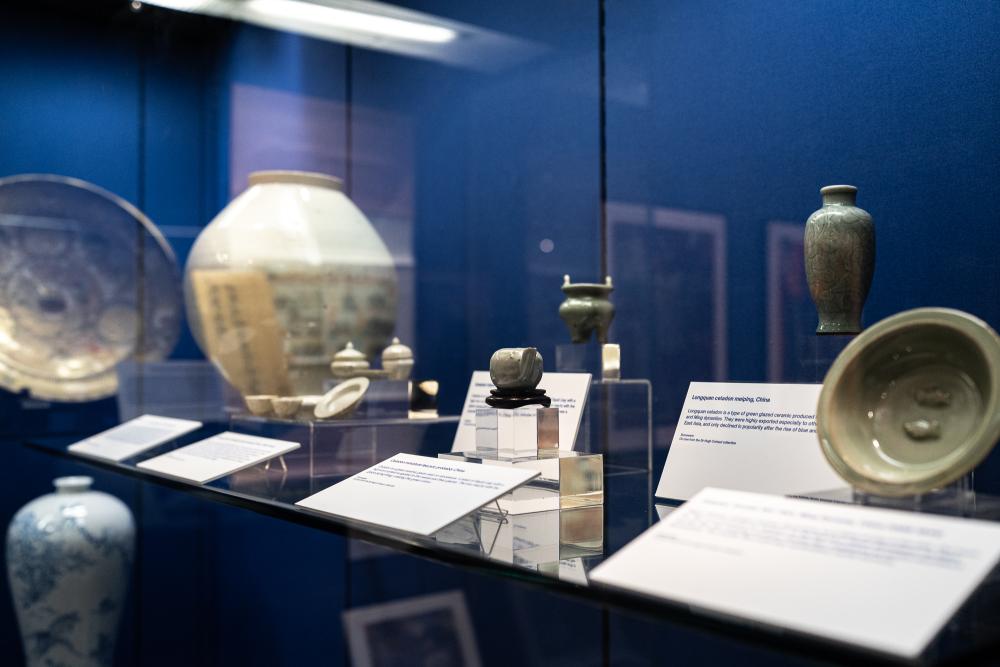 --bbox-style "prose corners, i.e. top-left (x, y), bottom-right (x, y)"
top-left (485, 387), bottom-right (551, 409)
